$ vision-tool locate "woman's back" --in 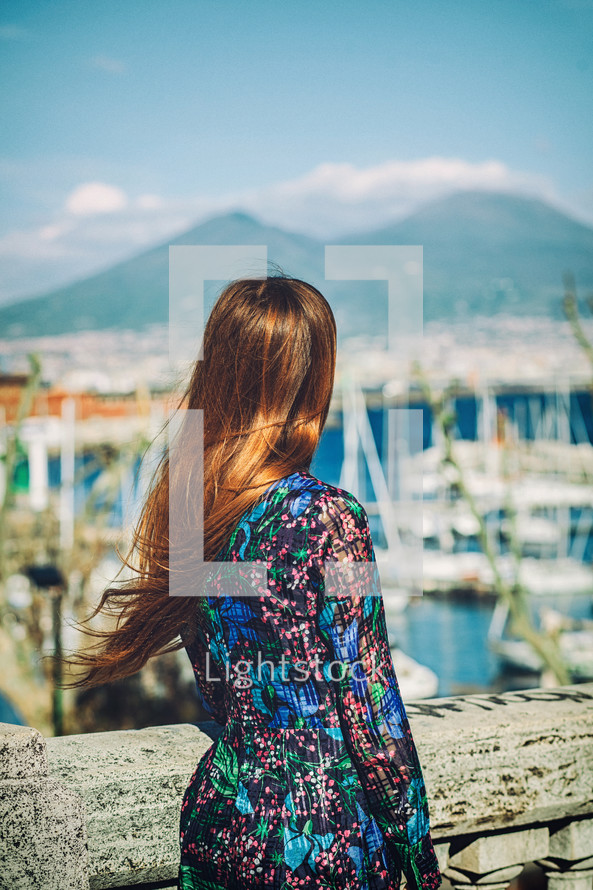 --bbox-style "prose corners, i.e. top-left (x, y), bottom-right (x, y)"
top-left (56, 275), bottom-right (440, 890)
top-left (179, 469), bottom-right (441, 890)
